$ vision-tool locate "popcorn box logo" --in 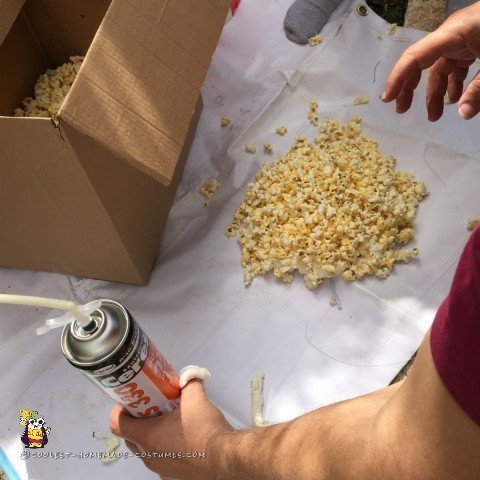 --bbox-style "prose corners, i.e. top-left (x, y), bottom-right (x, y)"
top-left (19, 410), bottom-right (51, 449)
